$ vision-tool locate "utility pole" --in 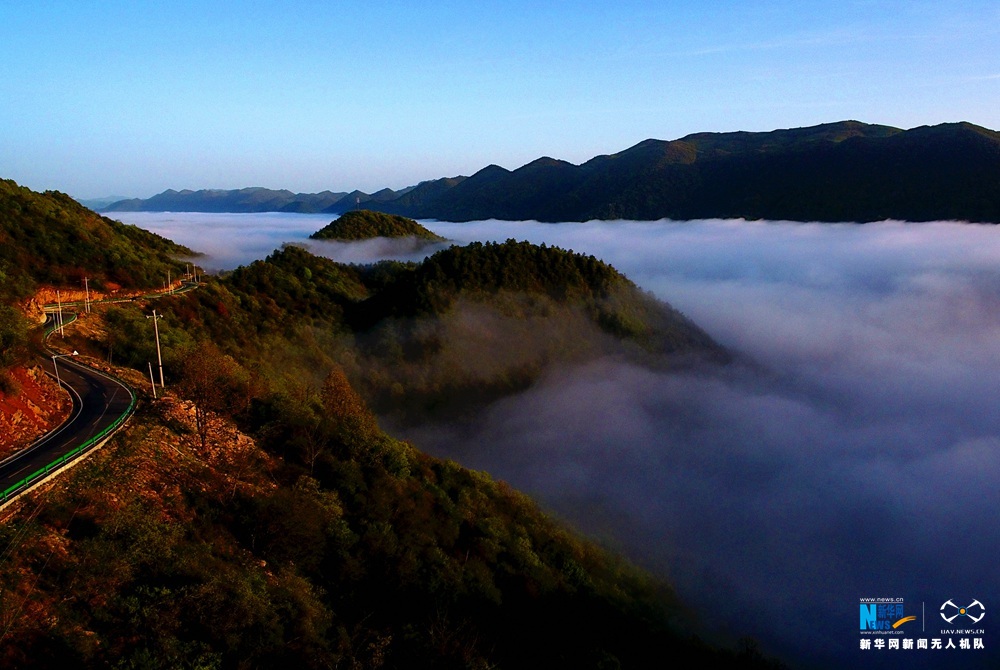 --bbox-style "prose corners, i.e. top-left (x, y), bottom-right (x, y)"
top-left (167, 269), bottom-right (171, 294)
top-left (147, 309), bottom-right (165, 388)
top-left (52, 351), bottom-right (79, 387)
top-left (84, 277), bottom-right (91, 313)
top-left (56, 290), bottom-right (64, 337)
top-left (148, 362), bottom-right (157, 399)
